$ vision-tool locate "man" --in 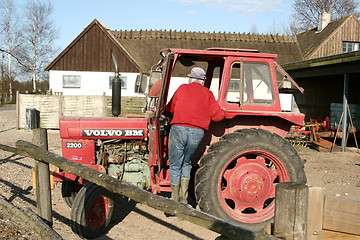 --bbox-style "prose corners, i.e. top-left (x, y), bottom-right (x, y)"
top-left (165, 67), bottom-right (225, 203)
